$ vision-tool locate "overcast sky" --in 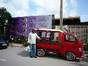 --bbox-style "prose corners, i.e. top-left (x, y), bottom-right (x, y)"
top-left (0, 0), bottom-right (88, 22)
